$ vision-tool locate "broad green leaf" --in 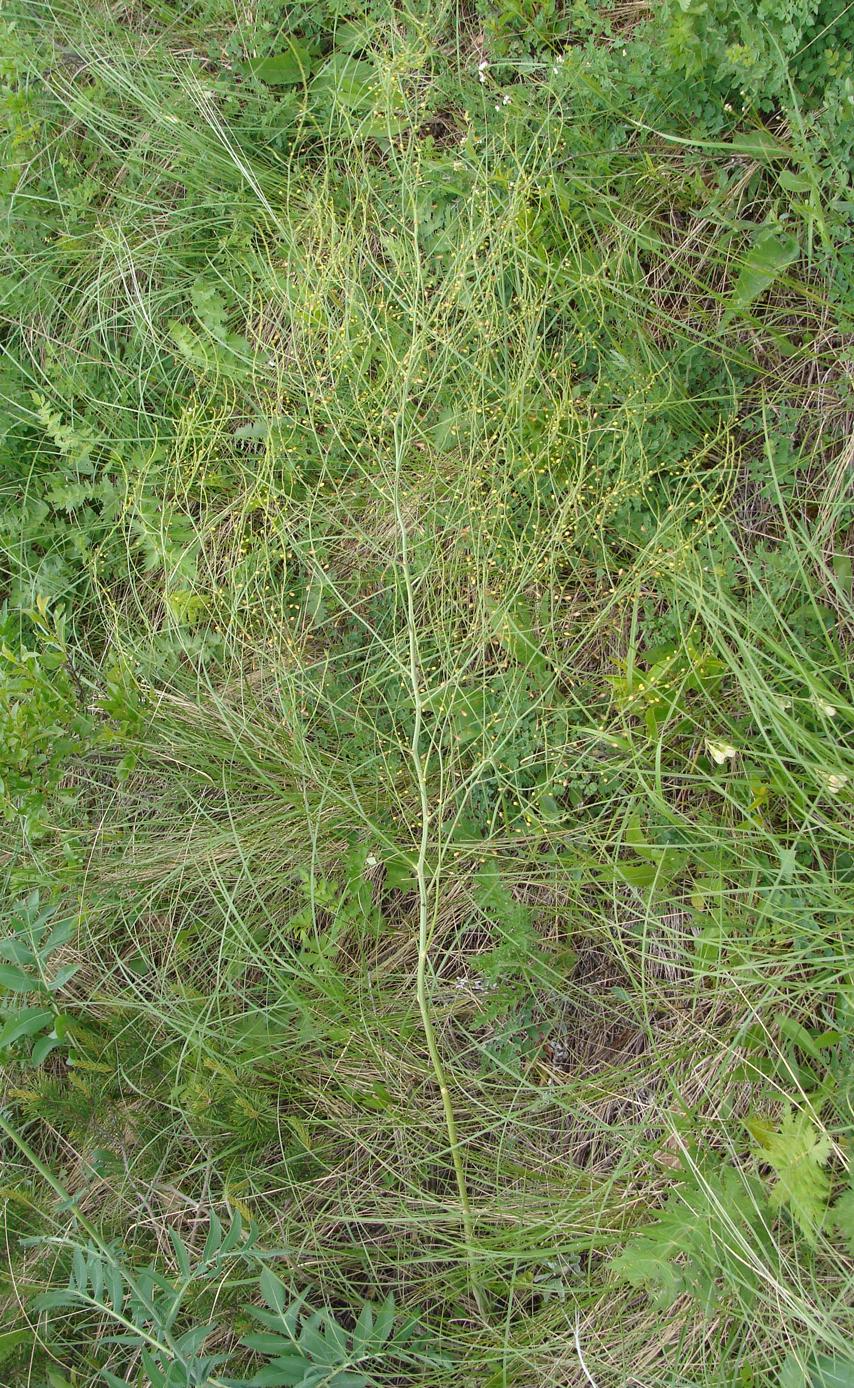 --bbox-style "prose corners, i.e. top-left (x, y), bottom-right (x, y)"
top-left (220, 1210), bottom-right (244, 1255)
top-left (46, 1371), bottom-right (73, 1388)
top-left (485, 595), bottom-right (550, 682)
top-left (0, 1328), bottom-right (34, 1355)
top-left (203, 1209), bottom-right (223, 1261)
top-left (811, 1358), bottom-right (854, 1388)
top-left (175, 1322), bottom-right (216, 1354)
top-left (778, 168), bottom-right (815, 195)
top-left (108, 1264), bottom-right (123, 1314)
top-left (34, 1290), bottom-right (77, 1311)
top-left (729, 129), bottom-right (790, 161)
top-left (0, 1007), bottom-right (53, 1048)
top-left (298, 1313), bottom-right (335, 1362)
top-left (351, 1302), bottom-right (373, 1355)
top-left (71, 1248), bottom-right (87, 1291)
top-left (383, 850), bottom-right (416, 891)
top-left (169, 1228), bottom-right (192, 1279)
top-left (43, 918), bottom-right (74, 954)
top-left (779, 1356), bottom-right (808, 1388)
top-left (139, 1357), bottom-right (167, 1388)
top-left (373, 1294), bottom-right (395, 1346)
top-left (0, 963), bottom-right (36, 992)
top-left (776, 1013), bottom-right (821, 1061)
top-left (48, 962), bottom-right (80, 991)
top-left (242, 1333), bottom-right (298, 1354)
top-left (246, 1361), bottom-right (311, 1386)
top-left (259, 1266), bottom-right (288, 1316)
top-left (537, 791), bottom-right (562, 822)
top-left (0, 939), bottom-right (35, 965)
top-left (31, 1034), bottom-right (62, 1065)
top-left (321, 1311), bottom-right (349, 1356)
top-left (723, 230), bottom-right (799, 325)
top-left (312, 54), bottom-right (377, 111)
top-left (247, 42), bottom-right (314, 86)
